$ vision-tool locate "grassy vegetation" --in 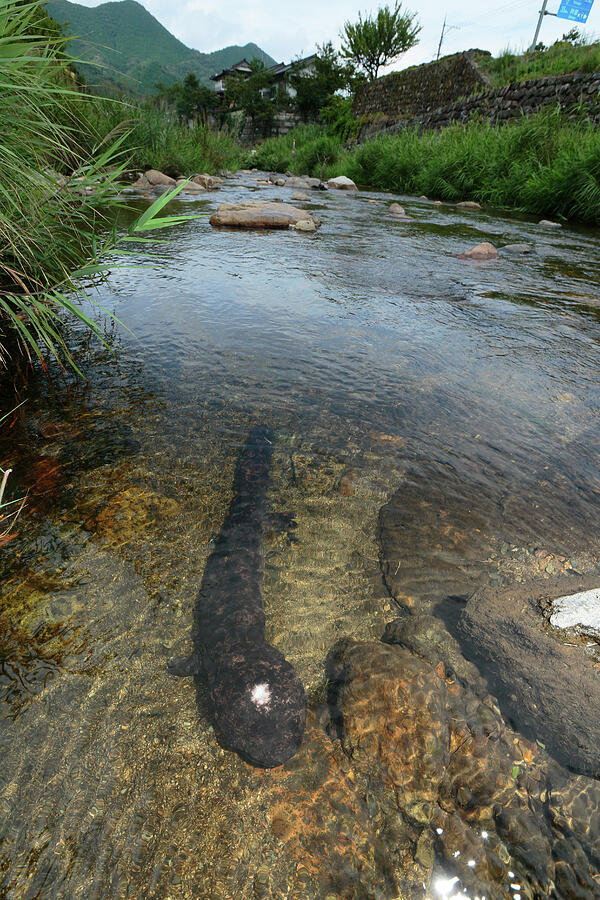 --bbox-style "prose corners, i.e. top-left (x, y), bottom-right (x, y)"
top-left (478, 37), bottom-right (600, 87)
top-left (248, 109), bottom-right (600, 224)
top-left (82, 100), bottom-right (242, 176)
top-left (0, 0), bottom-right (206, 371)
